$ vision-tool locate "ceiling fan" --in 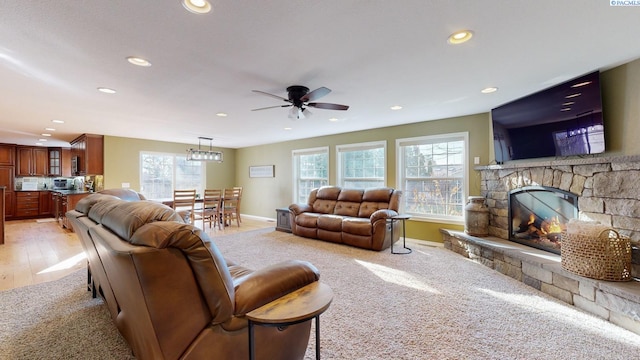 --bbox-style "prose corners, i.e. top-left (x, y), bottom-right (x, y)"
top-left (252, 85), bottom-right (349, 119)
